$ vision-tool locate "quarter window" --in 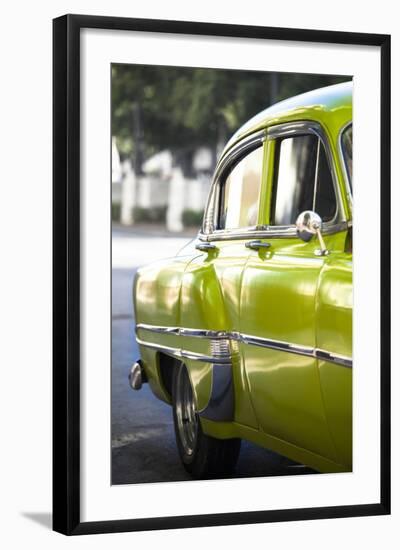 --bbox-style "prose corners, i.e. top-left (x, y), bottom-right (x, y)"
top-left (218, 146), bottom-right (263, 230)
top-left (271, 133), bottom-right (337, 225)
